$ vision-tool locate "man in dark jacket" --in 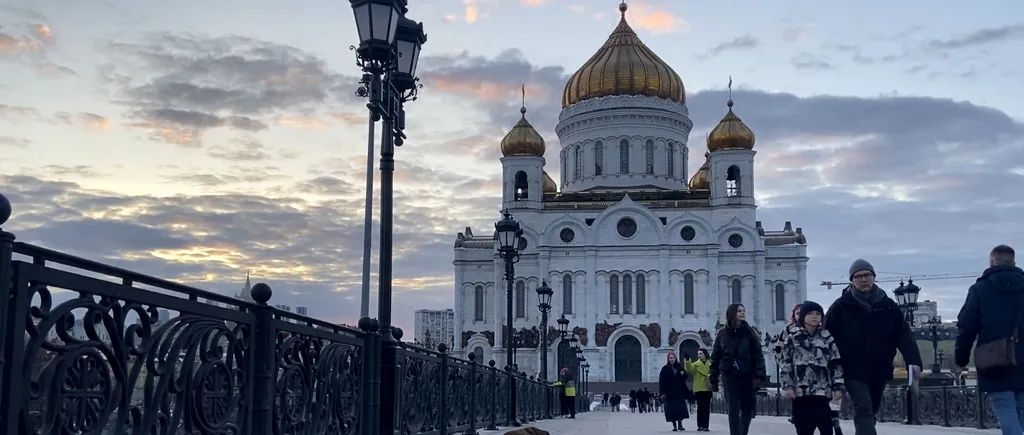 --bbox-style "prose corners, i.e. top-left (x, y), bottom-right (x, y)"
top-left (824, 259), bottom-right (922, 435)
top-left (955, 245), bottom-right (1024, 435)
